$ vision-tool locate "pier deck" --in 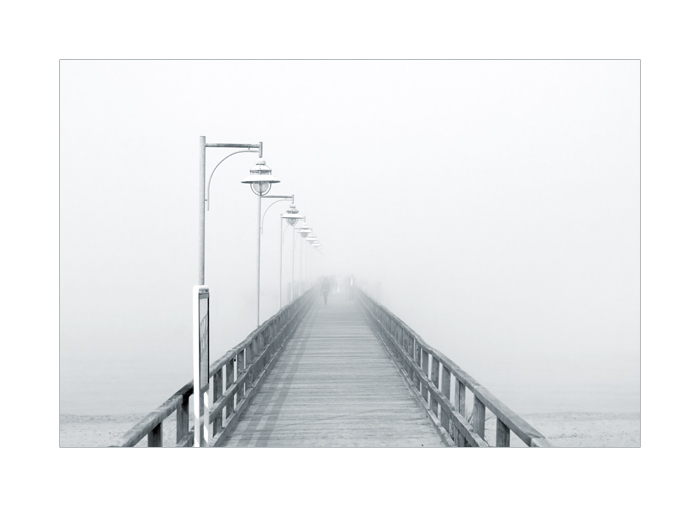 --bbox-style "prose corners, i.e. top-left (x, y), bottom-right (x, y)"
top-left (220, 295), bottom-right (445, 447)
